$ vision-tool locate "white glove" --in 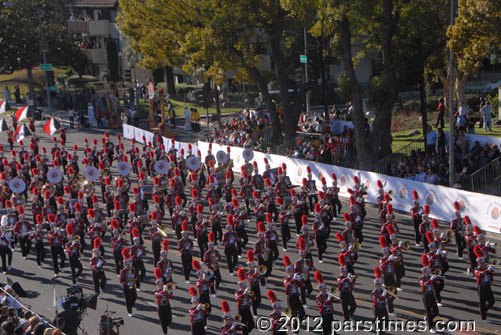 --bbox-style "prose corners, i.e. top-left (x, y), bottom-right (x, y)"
top-left (305, 265), bottom-right (309, 271)
top-left (293, 273), bottom-right (301, 281)
top-left (488, 266), bottom-right (493, 272)
top-left (388, 254), bottom-right (394, 261)
top-left (347, 273), bottom-right (352, 279)
top-left (431, 275), bottom-right (436, 281)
